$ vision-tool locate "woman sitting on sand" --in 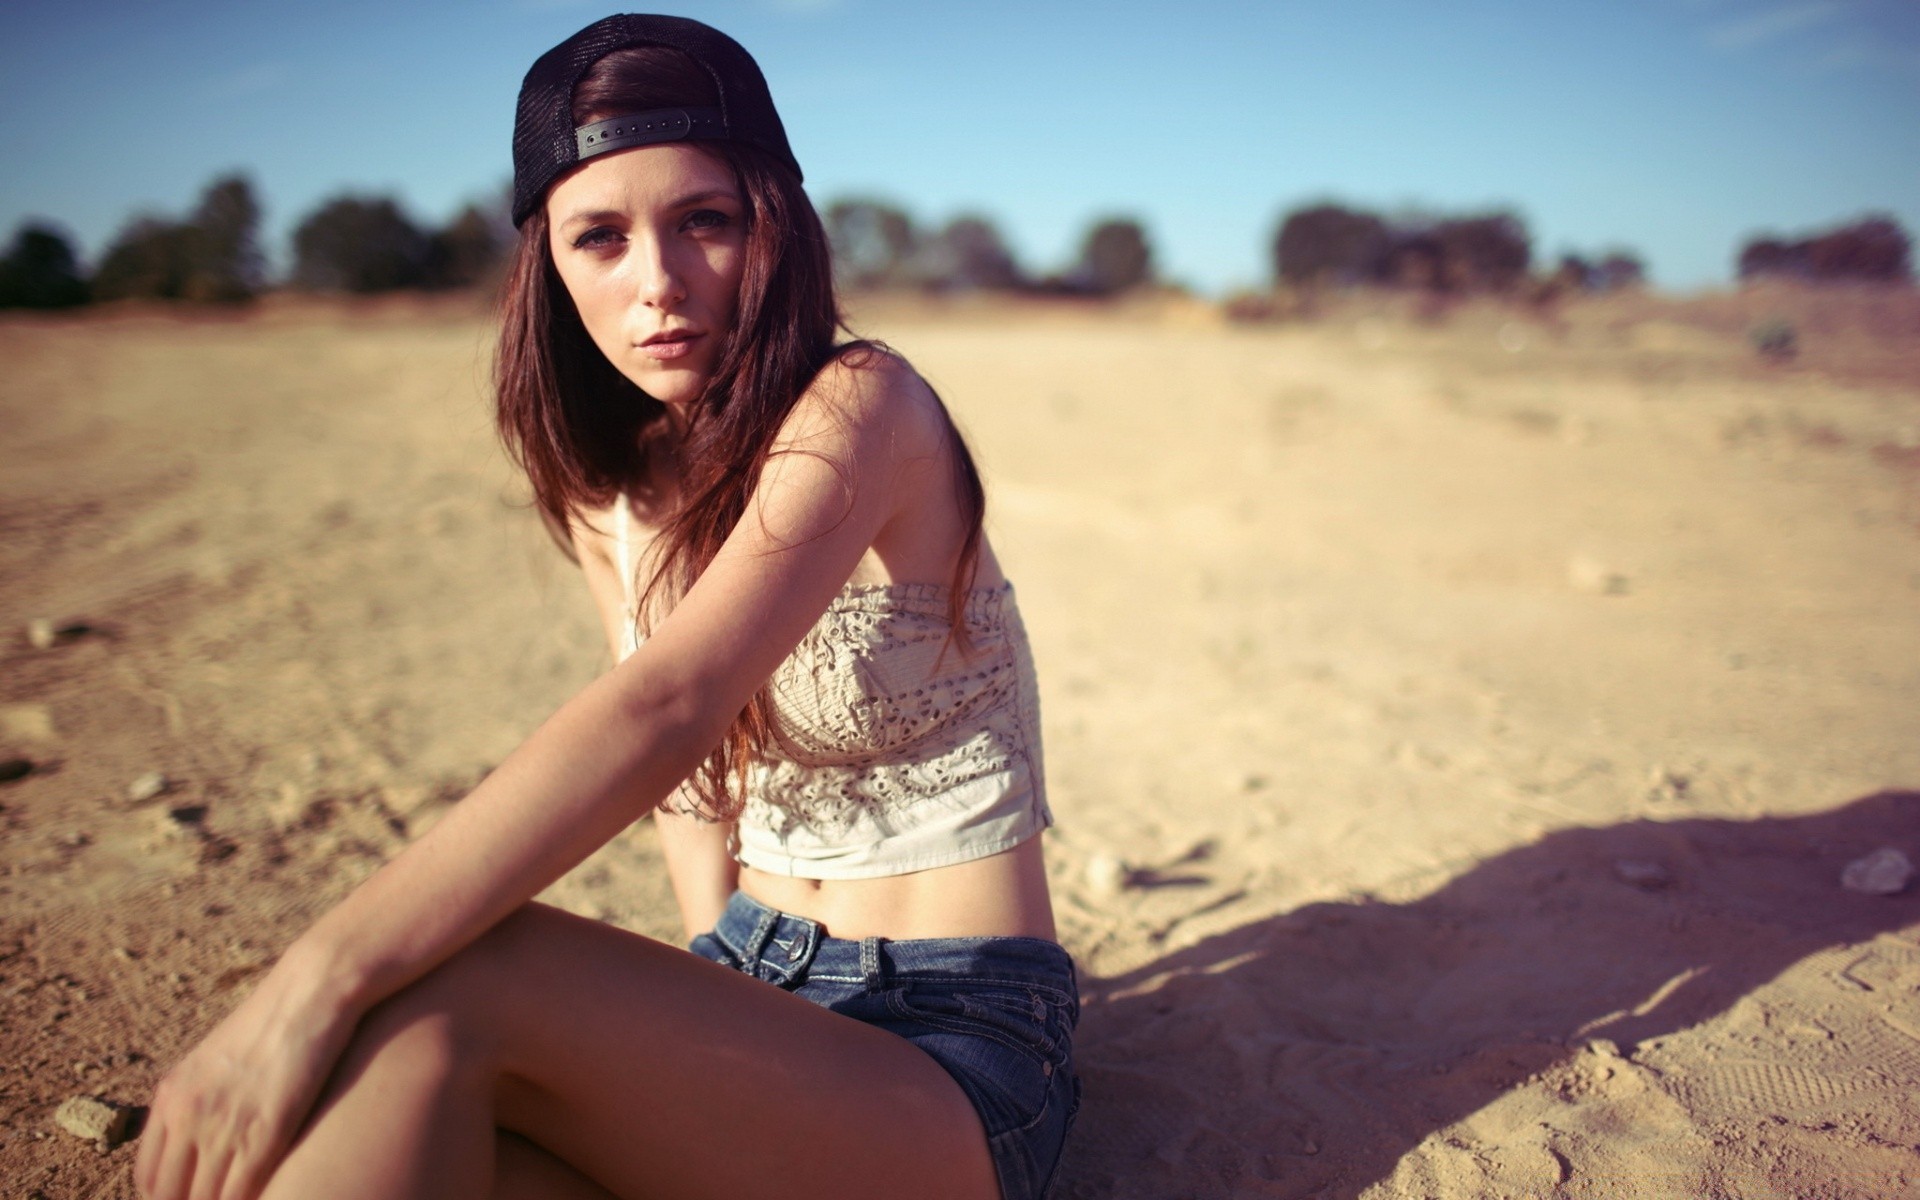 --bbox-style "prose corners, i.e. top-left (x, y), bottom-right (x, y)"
top-left (133, 15), bottom-right (1077, 1200)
